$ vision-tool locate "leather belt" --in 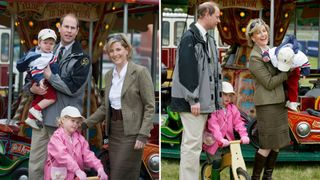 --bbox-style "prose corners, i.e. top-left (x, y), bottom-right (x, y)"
top-left (111, 108), bottom-right (123, 121)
